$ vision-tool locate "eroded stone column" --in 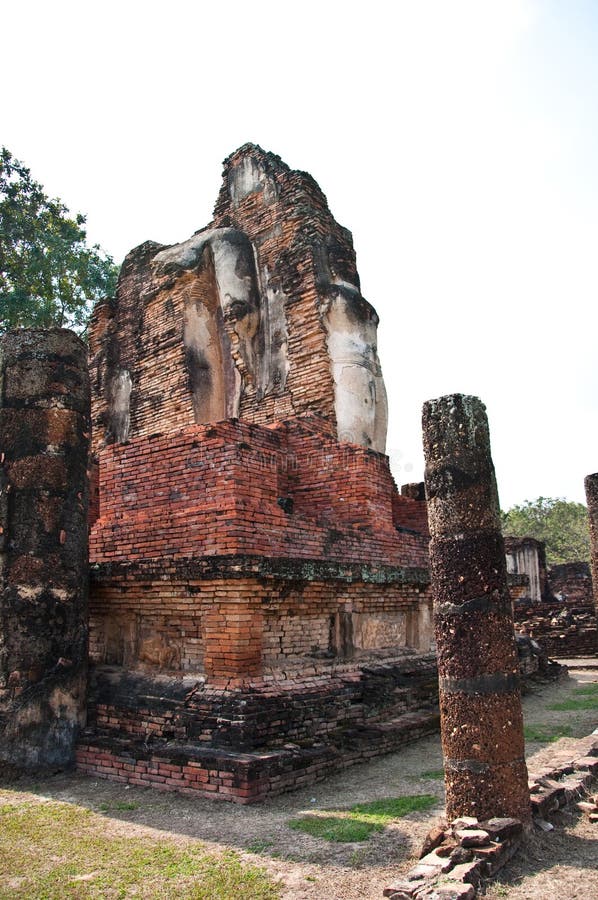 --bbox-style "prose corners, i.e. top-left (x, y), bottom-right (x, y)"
top-left (584, 473), bottom-right (598, 617)
top-left (0, 329), bottom-right (90, 769)
top-left (422, 394), bottom-right (531, 823)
